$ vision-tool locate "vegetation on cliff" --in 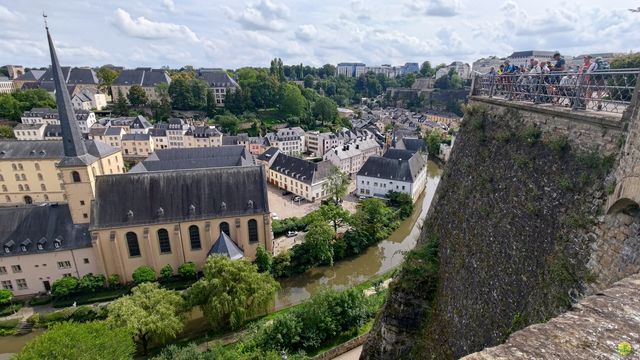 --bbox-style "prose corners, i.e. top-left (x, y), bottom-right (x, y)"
top-left (363, 103), bottom-right (615, 359)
